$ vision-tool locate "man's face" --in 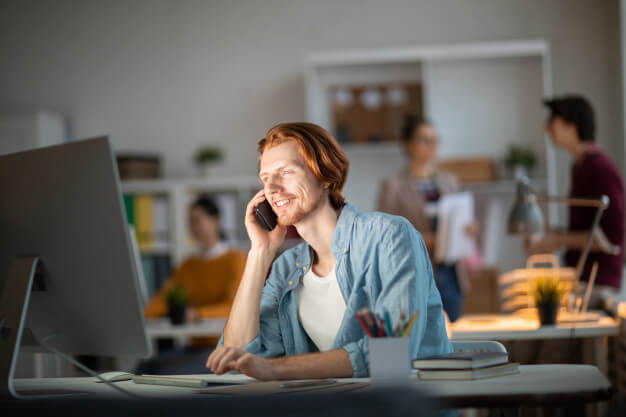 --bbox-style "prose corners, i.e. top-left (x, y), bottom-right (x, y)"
top-left (259, 140), bottom-right (327, 227)
top-left (545, 116), bottom-right (577, 150)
